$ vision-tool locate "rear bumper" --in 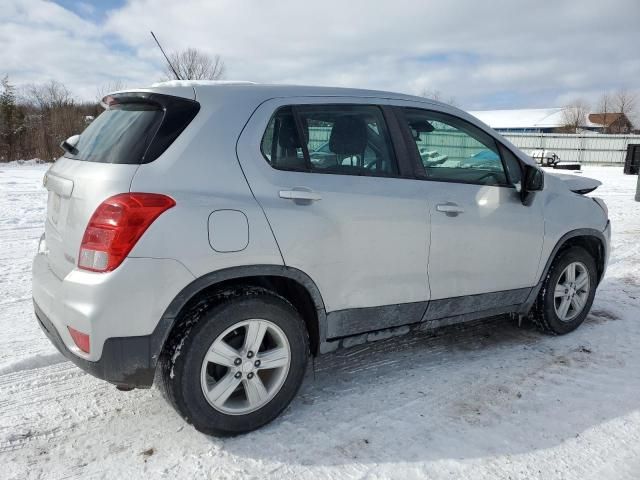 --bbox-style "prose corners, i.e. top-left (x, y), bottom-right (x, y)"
top-left (34, 300), bottom-right (156, 387)
top-left (32, 248), bottom-right (195, 387)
